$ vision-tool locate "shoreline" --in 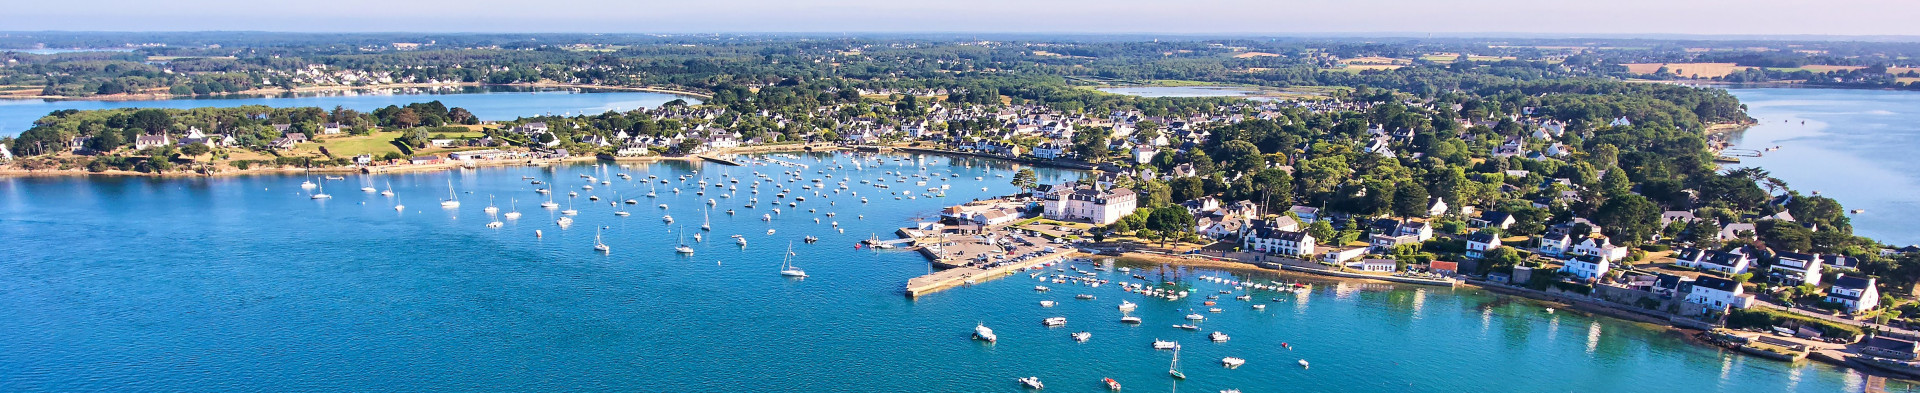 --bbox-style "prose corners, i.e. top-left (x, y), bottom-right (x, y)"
top-left (0, 144), bottom-right (839, 179)
top-left (0, 82), bottom-right (712, 102)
